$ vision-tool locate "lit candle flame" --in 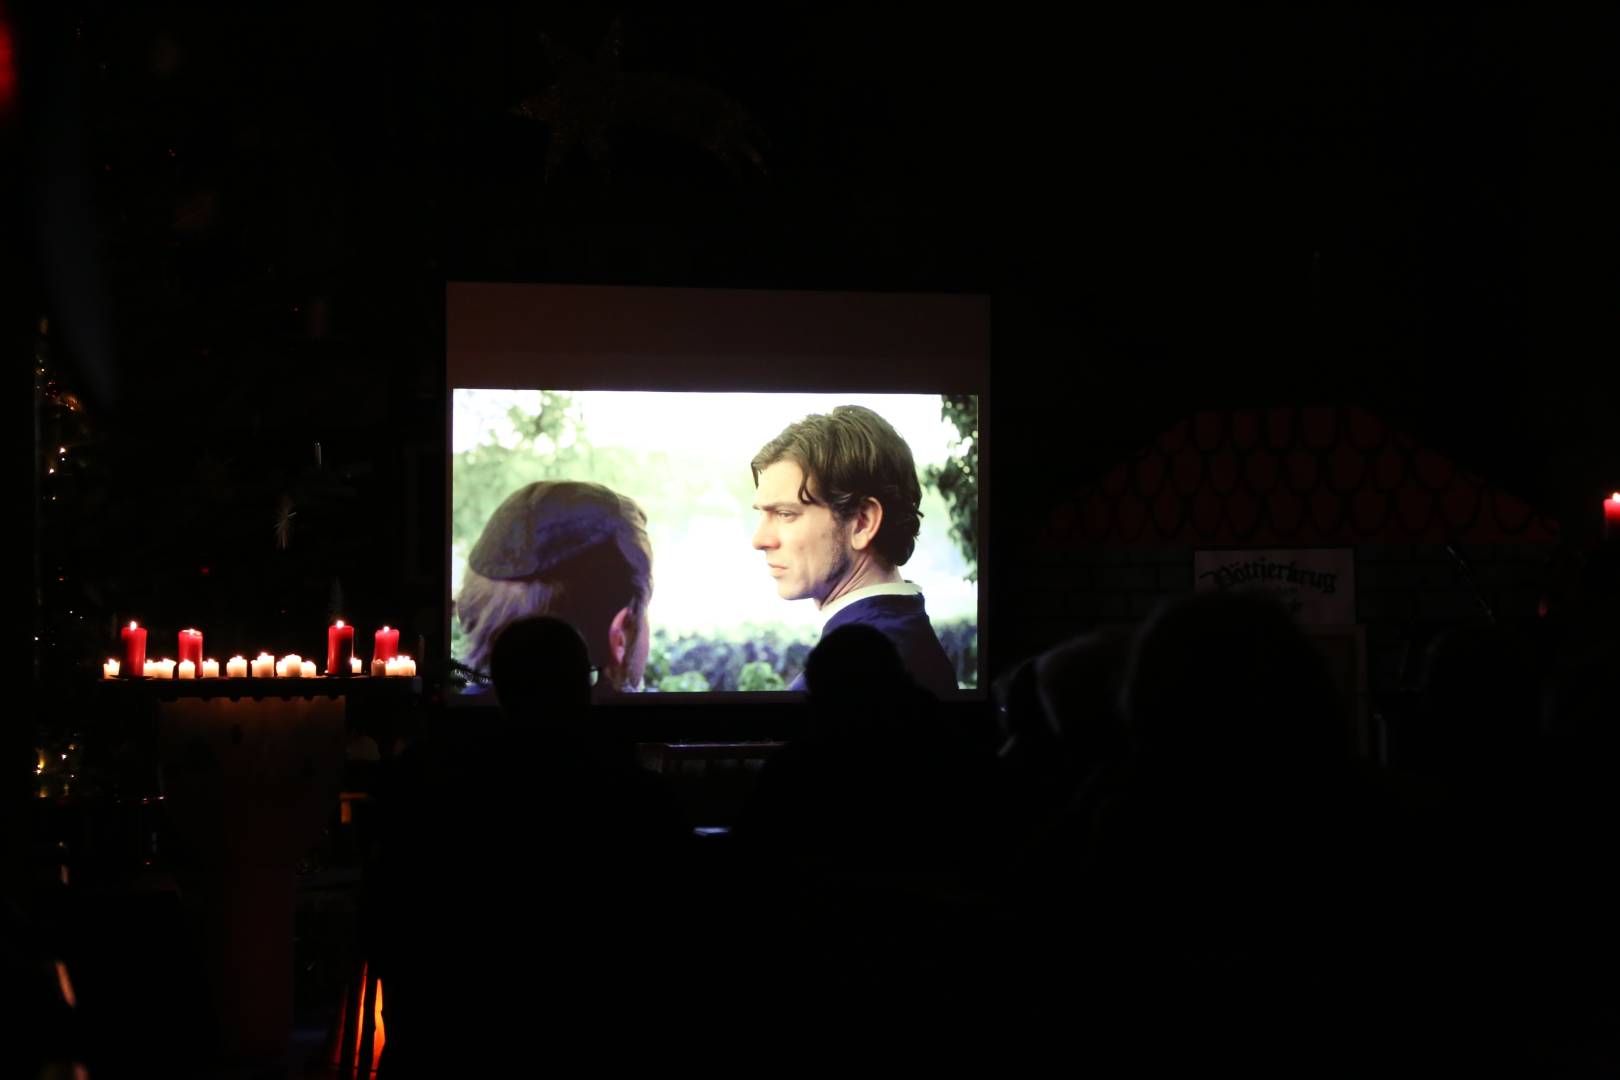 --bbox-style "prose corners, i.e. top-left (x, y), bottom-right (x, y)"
top-left (55, 960), bottom-right (76, 1009)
